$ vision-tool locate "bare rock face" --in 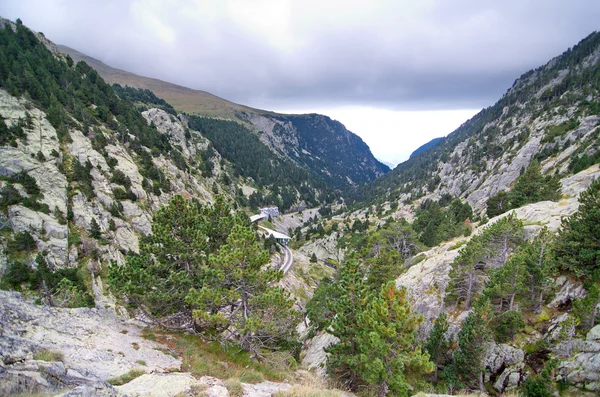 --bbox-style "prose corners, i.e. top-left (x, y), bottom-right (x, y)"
top-left (484, 342), bottom-right (525, 392)
top-left (8, 205), bottom-right (69, 268)
top-left (395, 239), bottom-right (462, 336)
top-left (0, 290), bottom-right (180, 395)
top-left (557, 326), bottom-right (600, 393)
top-left (300, 332), bottom-right (339, 377)
top-left (548, 277), bottom-right (587, 309)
